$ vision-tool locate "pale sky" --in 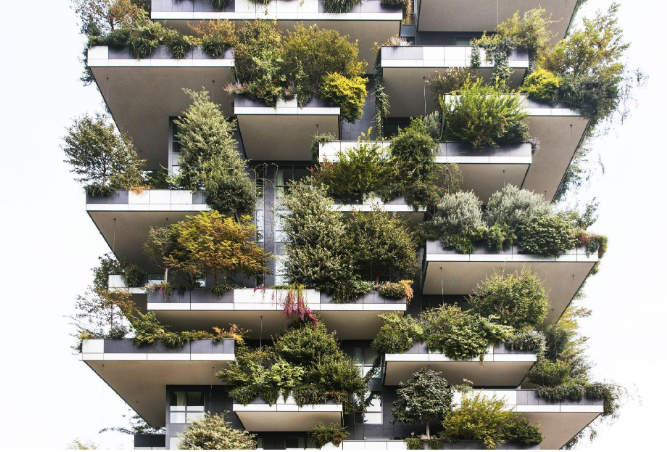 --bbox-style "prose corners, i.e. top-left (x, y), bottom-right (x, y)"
top-left (0, 0), bottom-right (663, 449)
